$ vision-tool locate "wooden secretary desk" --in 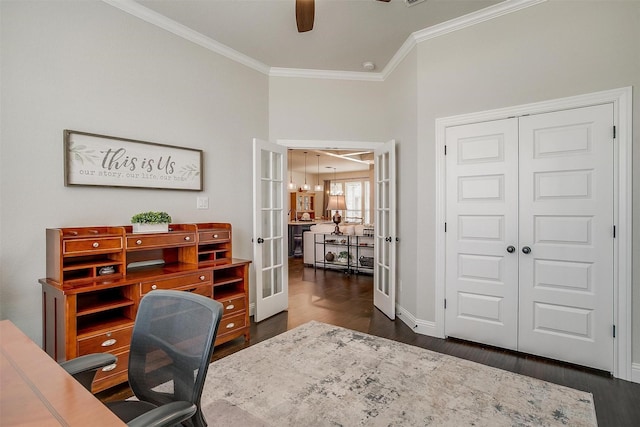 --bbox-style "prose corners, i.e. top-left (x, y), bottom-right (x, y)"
top-left (38, 222), bottom-right (250, 393)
